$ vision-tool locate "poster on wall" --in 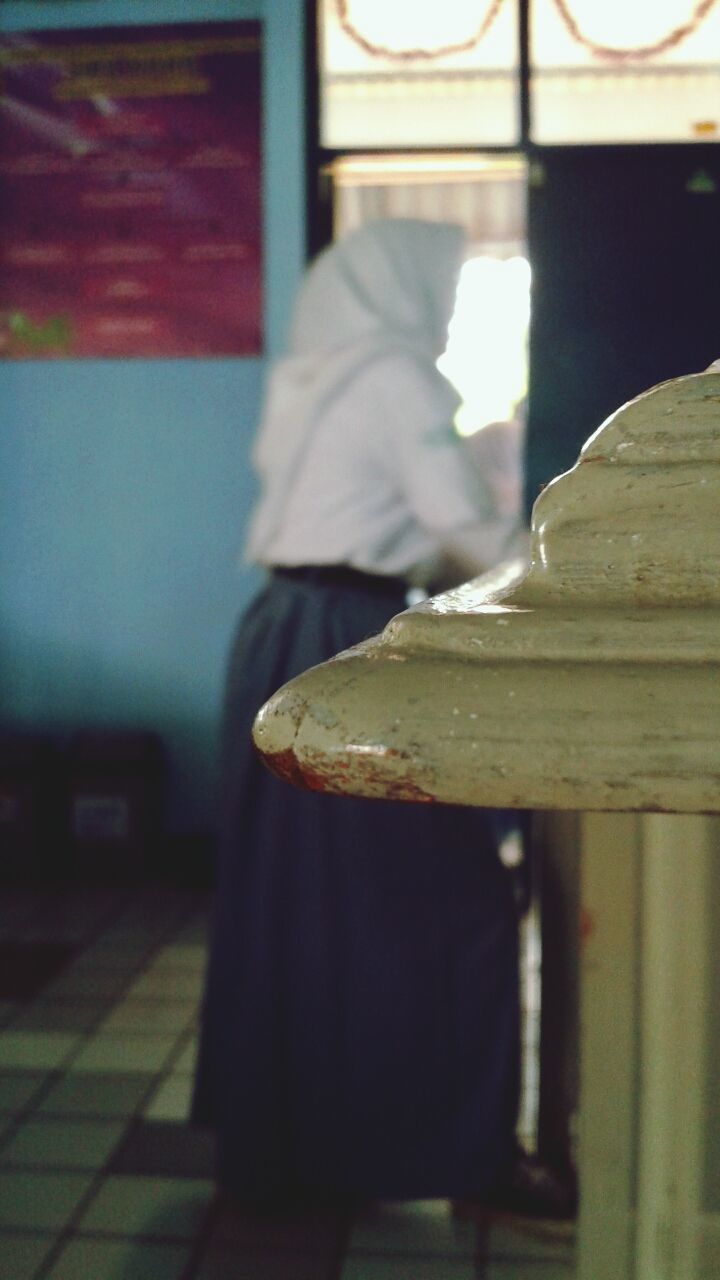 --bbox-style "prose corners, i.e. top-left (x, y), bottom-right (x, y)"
top-left (0, 21), bottom-right (262, 358)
